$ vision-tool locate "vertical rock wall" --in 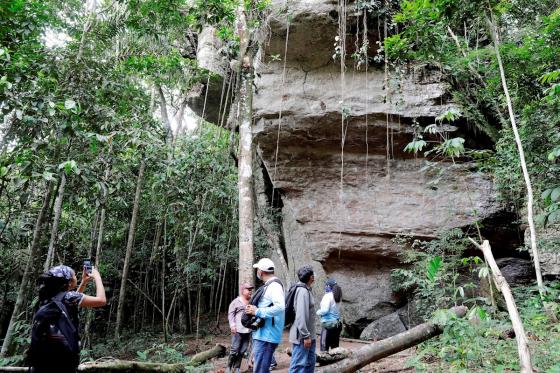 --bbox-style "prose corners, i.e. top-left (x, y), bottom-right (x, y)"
top-left (252, 0), bottom-right (505, 337)
top-left (185, 1), bottom-right (526, 338)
